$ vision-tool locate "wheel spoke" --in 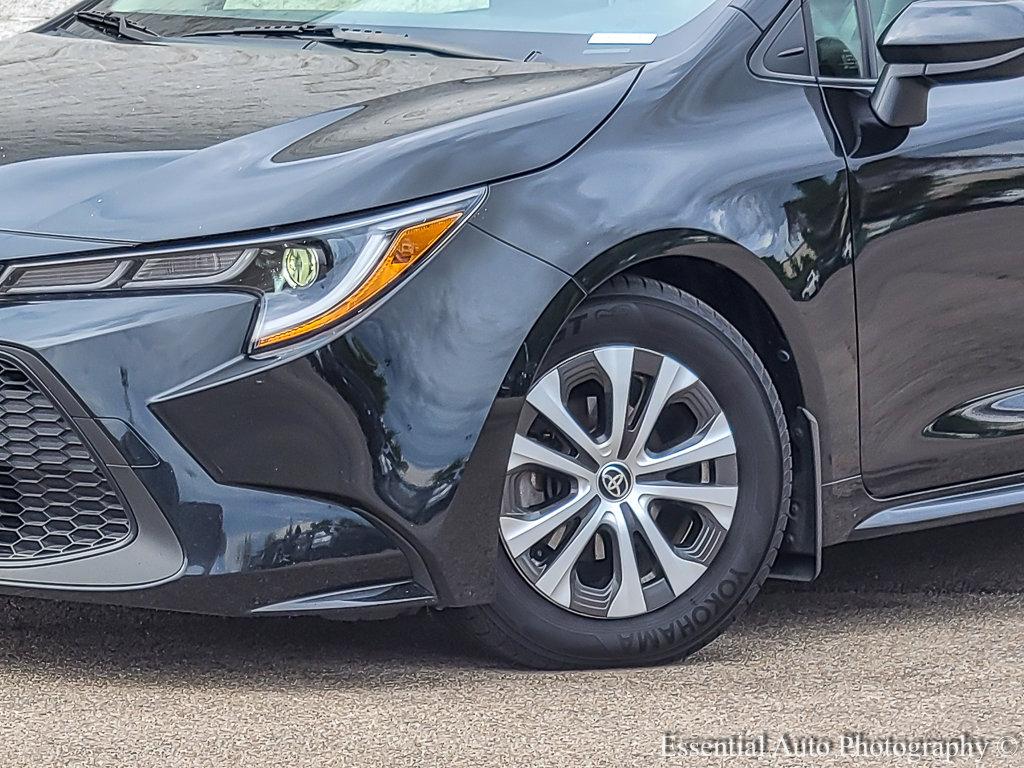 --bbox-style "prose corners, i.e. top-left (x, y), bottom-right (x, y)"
top-left (507, 433), bottom-right (594, 482)
top-left (500, 488), bottom-right (597, 558)
top-left (633, 412), bottom-right (735, 476)
top-left (593, 347), bottom-right (635, 460)
top-left (607, 506), bottom-right (647, 618)
top-left (626, 356), bottom-right (699, 465)
top-left (526, 370), bottom-right (604, 464)
top-left (631, 500), bottom-right (707, 597)
top-left (503, 344), bottom-right (741, 619)
top-left (637, 481), bottom-right (738, 530)
top-left (534, 504), bottom-right (605, 608)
